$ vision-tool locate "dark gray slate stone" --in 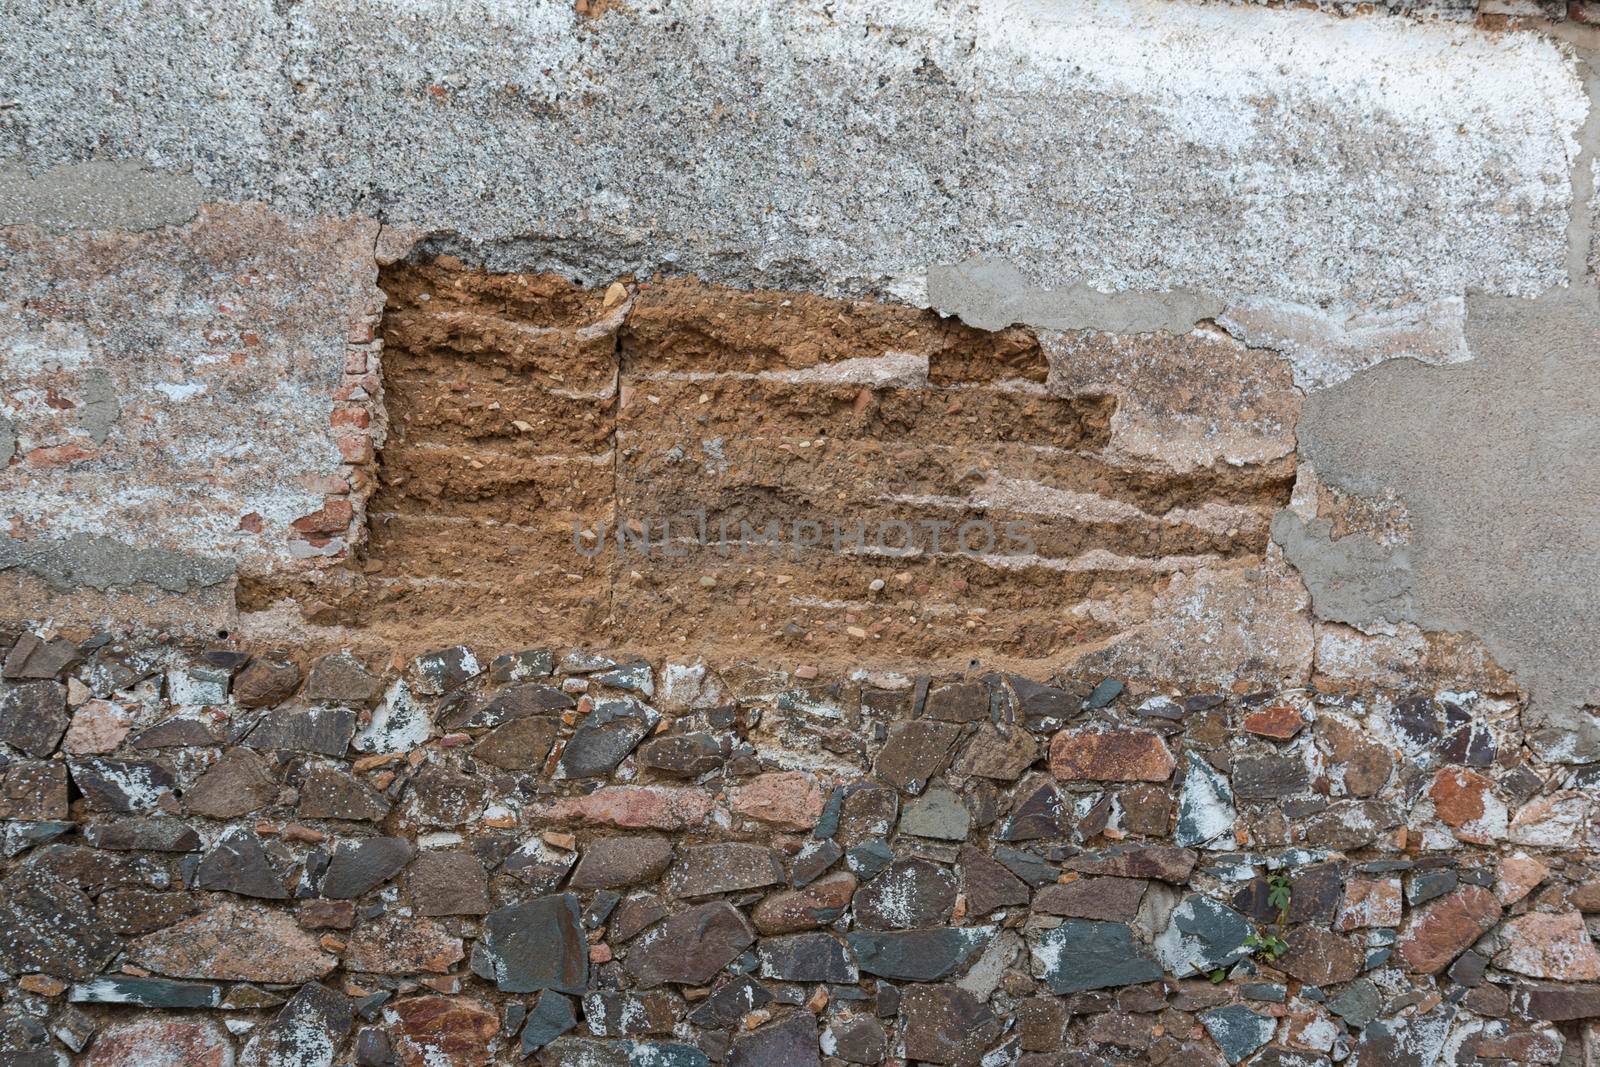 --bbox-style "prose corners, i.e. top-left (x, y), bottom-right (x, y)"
top-left (321, 837), bottom-right (414, 898)
top-left (992, 846), bottom-right (1060, 887)
top-left (899, 787), bottom-right (970, 841)
top-left (490, 649), bottom-right (554, 683)
top-left (84, 817), bottom-right (200, 852)
top-left (758, 933), bottom-right (858, 983)
top-left (541, 1038), bottom-right (709, 1067)
top-left (571, 835), bottom-right (674, 890)
top-left (1007, 675), bottom-right (1079, 721)
top-left (1154, 894), bottom-right (1254, 978)
top-left (0, 681), bottom-right (67, 757)
top-left (729, 1012), bottom-right (820, 1067)
top-left (792, 838), bottom-right (843, 888)
top-left (846, 841), bottom-right (894, 881)
top-left (1085, 678), bottom-right (1124, 709)
top-left (245, 705), bottom-right (357, 756)
top-left (555, 696), bottom-right (659, 779)
top-left (197, 827), bottom-right (291, 899)
top-left (1232, 753), bottom-right (1310, 799)
top-left (479, 893), bottom-right (587, 993)
top-left (593, 661), bottom-right (653, 695)
top-left (449, 683), bottom-right (573, 729)
top-left (624, 901), bottom-right (756, 987)
top-left (1032, 921), bottom-right (1163, 994)
top-left (521, 990), bottom-right (577, 1054)
top-left (669, 843), bottom-right (783, 898)
top-left (243, 981), bottom-right (353, 1067)
top-left (69, 758), bottom-right (175, 813)
top-left (636, 732), bottom-right (724, 777)
top-left (1199, 1005), bottom-right (1277, 1065)
top-left (1356, 1004), bottom-right (1456, 1067)
top-left (688, 976), bottom-right (771, 1028)
top-left (0, 872), bottom-right (121, 979)
top-left (355, 1028), bottom-right (391, 1067)
top-left (305, 652), bottom-right (379, 703)
top-left (847, 927), bottom-right (995, 982)
top-left (503, 838), bottom-right (578, 892)
top-left (824, 1014), bottom-right (887, 1065)
top-left (997, 776), bottom-right (1062, 841)
top-left (68, 976), bottom-right (222, 1008)
top-left (1407, 868), bottom-right (1457, 907)
top-left (411, 645), bottom-right (480, 695)
top-left (1328, 977), bottom-right (1382, 1028)
top-left (853, 858), bottom-right (956, 930)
